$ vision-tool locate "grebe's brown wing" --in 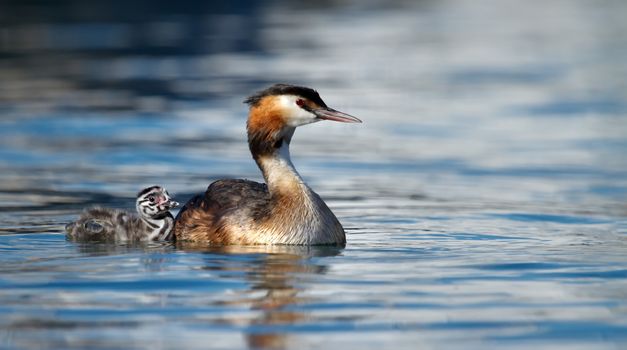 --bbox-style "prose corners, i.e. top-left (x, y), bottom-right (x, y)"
top-left (173, 179), bottom-right (271, 242)
top-left (206, 179), bottom-right (270, 211)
